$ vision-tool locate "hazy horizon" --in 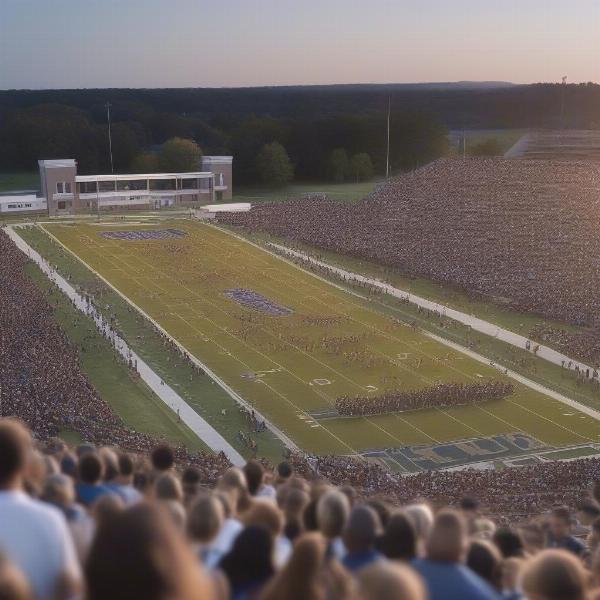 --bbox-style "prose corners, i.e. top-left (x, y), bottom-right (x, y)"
top-left (1, 0), bottom-right (599, 90)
